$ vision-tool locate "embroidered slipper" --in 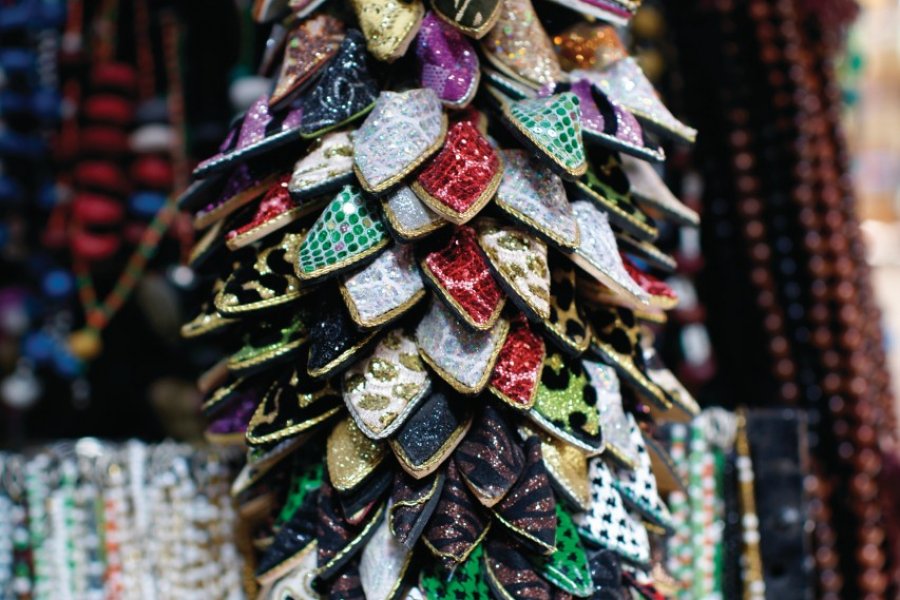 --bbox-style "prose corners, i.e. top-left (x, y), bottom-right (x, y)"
top-left (410, 120), bottom-right (502, 224)
top-left (523, 425), bottom-right (591, 511)
top-left (389, 387), bottom-right (472, 478)
top-left (343, 329), bottom-right (432, 439)
top-left (381, 186), bottom-right (448, 242)
top-left (641, 343), bottom-right (699, 422)
top-left (619, 154), bottom-right (699, 228)
top-left (419, 543), bottom-right (491, 600)
top-left (297, 30), bottom-right (379, 138)
top-left (568, 79), bottom-right (664, 163)
top-left (232, 436), bottom-right (307, 497)
top-left (573, 60), bottom-right (697, 143)
top-left (416, 12), bottom-right (480, 109)
top-left (611, 416), bottom-right (675, 533)
top-left (353, 89), bottom-right (447, 194)
top-left (225, 177), bottom-right (324, 250)
top-left (454, 405), bottom-right (525, 507)
top-left (269, 16), bottom-right (345, 111)
top-left (315, 481), bottom-right (385, 581)
top-left (494, 149), bottom-right (579, 253)
top-left (420, 226), bottom-right (506, 331)
top-left (326, 417), bottom-right (392, 519)
top-left (227, 310), bottom-right (310, 376)
top-left (483, 539), bottom-right (553, 600)
top-left (202, 377), bottom-right (261, 431)
top-left (204, 393), bottom-right (258, 446)
top-left (489, 314), bottom-right (546, 410)
top-left (422, 458), bottom-right (490, 567)
top-left (193, 160), bottom-right (287, 229)
top-left (527, 352), bottom-right (604, 454)
top-left (245, 368), bottom-right (342, 446)
top-left (474, 220), bottom-right (551, 322)
top-left (569, 200), bottom-right (649, 307)
top-left (339, 244), bottom-right (426, 329)
top-left (580, 255), bottom-right (676, 311)
top-left (586, 305), bottom-right (671, 411)
top-left (288, 131), bottom-right (355, 200)
top-left (307, 299), bottom-right (380, 380)
top-left (482, 67), bottom-right (537, 103)
top-left (324, 560), bottom-right (366, 599)
top-left (541, 261), bottom-right (592, 357)
top-left (570, 158), bottom-right (658, 242)
top-left (415, 299), bottom-right (509, 394)
top-left (481, 0), bottom-right (562, 90)
top-left (188, 219), bottom-right (228, 270)
top-left (295, 184), bottom-right (390, 283)
top-left (614, 230), bottom-right (677, 273)
top-left (389, 469), bottom-right (446, 548)
top-left (181, 279), bottom-right (237, 339)
top-left (431, 0), bottom-right (502, 39)
top-left (582, 359), bottom-right (639, 469)
top-left (350, 0), bottom-right (424, 62)
top-left (272, 461), bottom-right (324, 533)
top-left (176, 171), bottom-right (228, 212)
top-left (215, 230), bottom-right (310, 316)
top-left (359, 515), bottom-right (413, 600)
top-left (492, 435), bottom-right (557, 555)
top-left (531, 505), bottom-right (595, 598)
top-left (257, 508), bottom-right (319, 585)
top-left (576, 457), bottom-right (651, 567)
top-left (192, 96), bottom-right (305, 179)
